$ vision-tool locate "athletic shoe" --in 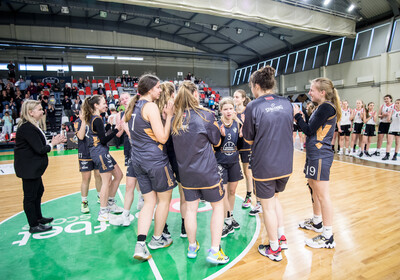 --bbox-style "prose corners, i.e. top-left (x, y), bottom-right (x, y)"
top-left (180, 221), bottom-right (187, 238)
top-left (338, 150), bottom-right (343, 155)
top-left (298, 218), bottom-right (323, 233)
top-left (345, 149), bottom-right (350, 156)
top-left (81, 201), bottom-right (90, 213)
top-left (163, 224), bottom-right (171, 239)
top-left (393, 154), bottom-right (397, 161)
top-left (206, 247), bottom-right (229, 264)
top-left (305, 234), bottom-right (336, 249)
top-left (242, 196), bottom-right (252, 208)
top-left (122, 213), bottom-right (132, 226)
top-left (358, 151), bottom-right (363, 158)
top-left (231, 217), bottom-right (240, 229)
top-left (279, 235), bottom-right (288, 250)
top-left (372, 151), bottom-right (380, 156)
top-left (97, 209), bottom-right (109, 222)
top-left (258, 244), bottom-right (282, 262)
top-left (108, 200), bottom-right (123, 214)
top-left (365, 151), bottom-right (372, 157)
top-left (187, 241), bottom-right (200, 259)
top-left (148, 235), bottom-right (173, 250)
top-left (133, 242), bottom-right (152, 261)
top-left (221, 222), bottom-right (234, 238)
top-left (137, 195), bottom-right (144, 210)
top-left (249, 203), bottom-right (263, 216)
top-left (382, 154), bottom-right (390, 160)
